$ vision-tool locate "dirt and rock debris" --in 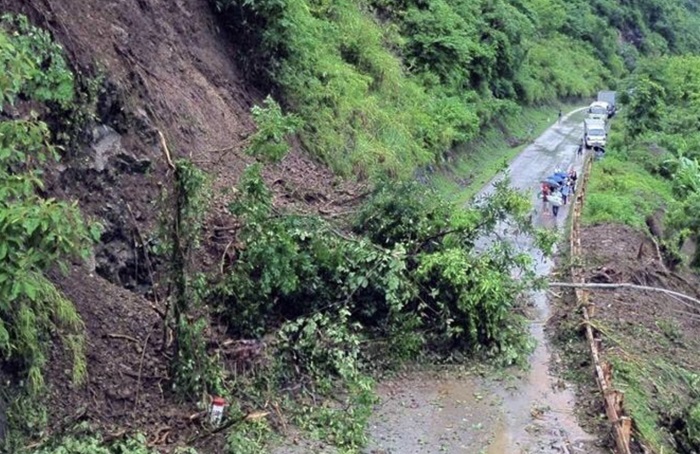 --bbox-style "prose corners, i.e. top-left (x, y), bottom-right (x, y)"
top-left (1, 0), bottom-right (364, 287)
top-left (0, 0), bottom-right (365, 450)
top-left (550, 223), bottom-right (700, 453)
top-left (3, 0), bottom-right (699, 452)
